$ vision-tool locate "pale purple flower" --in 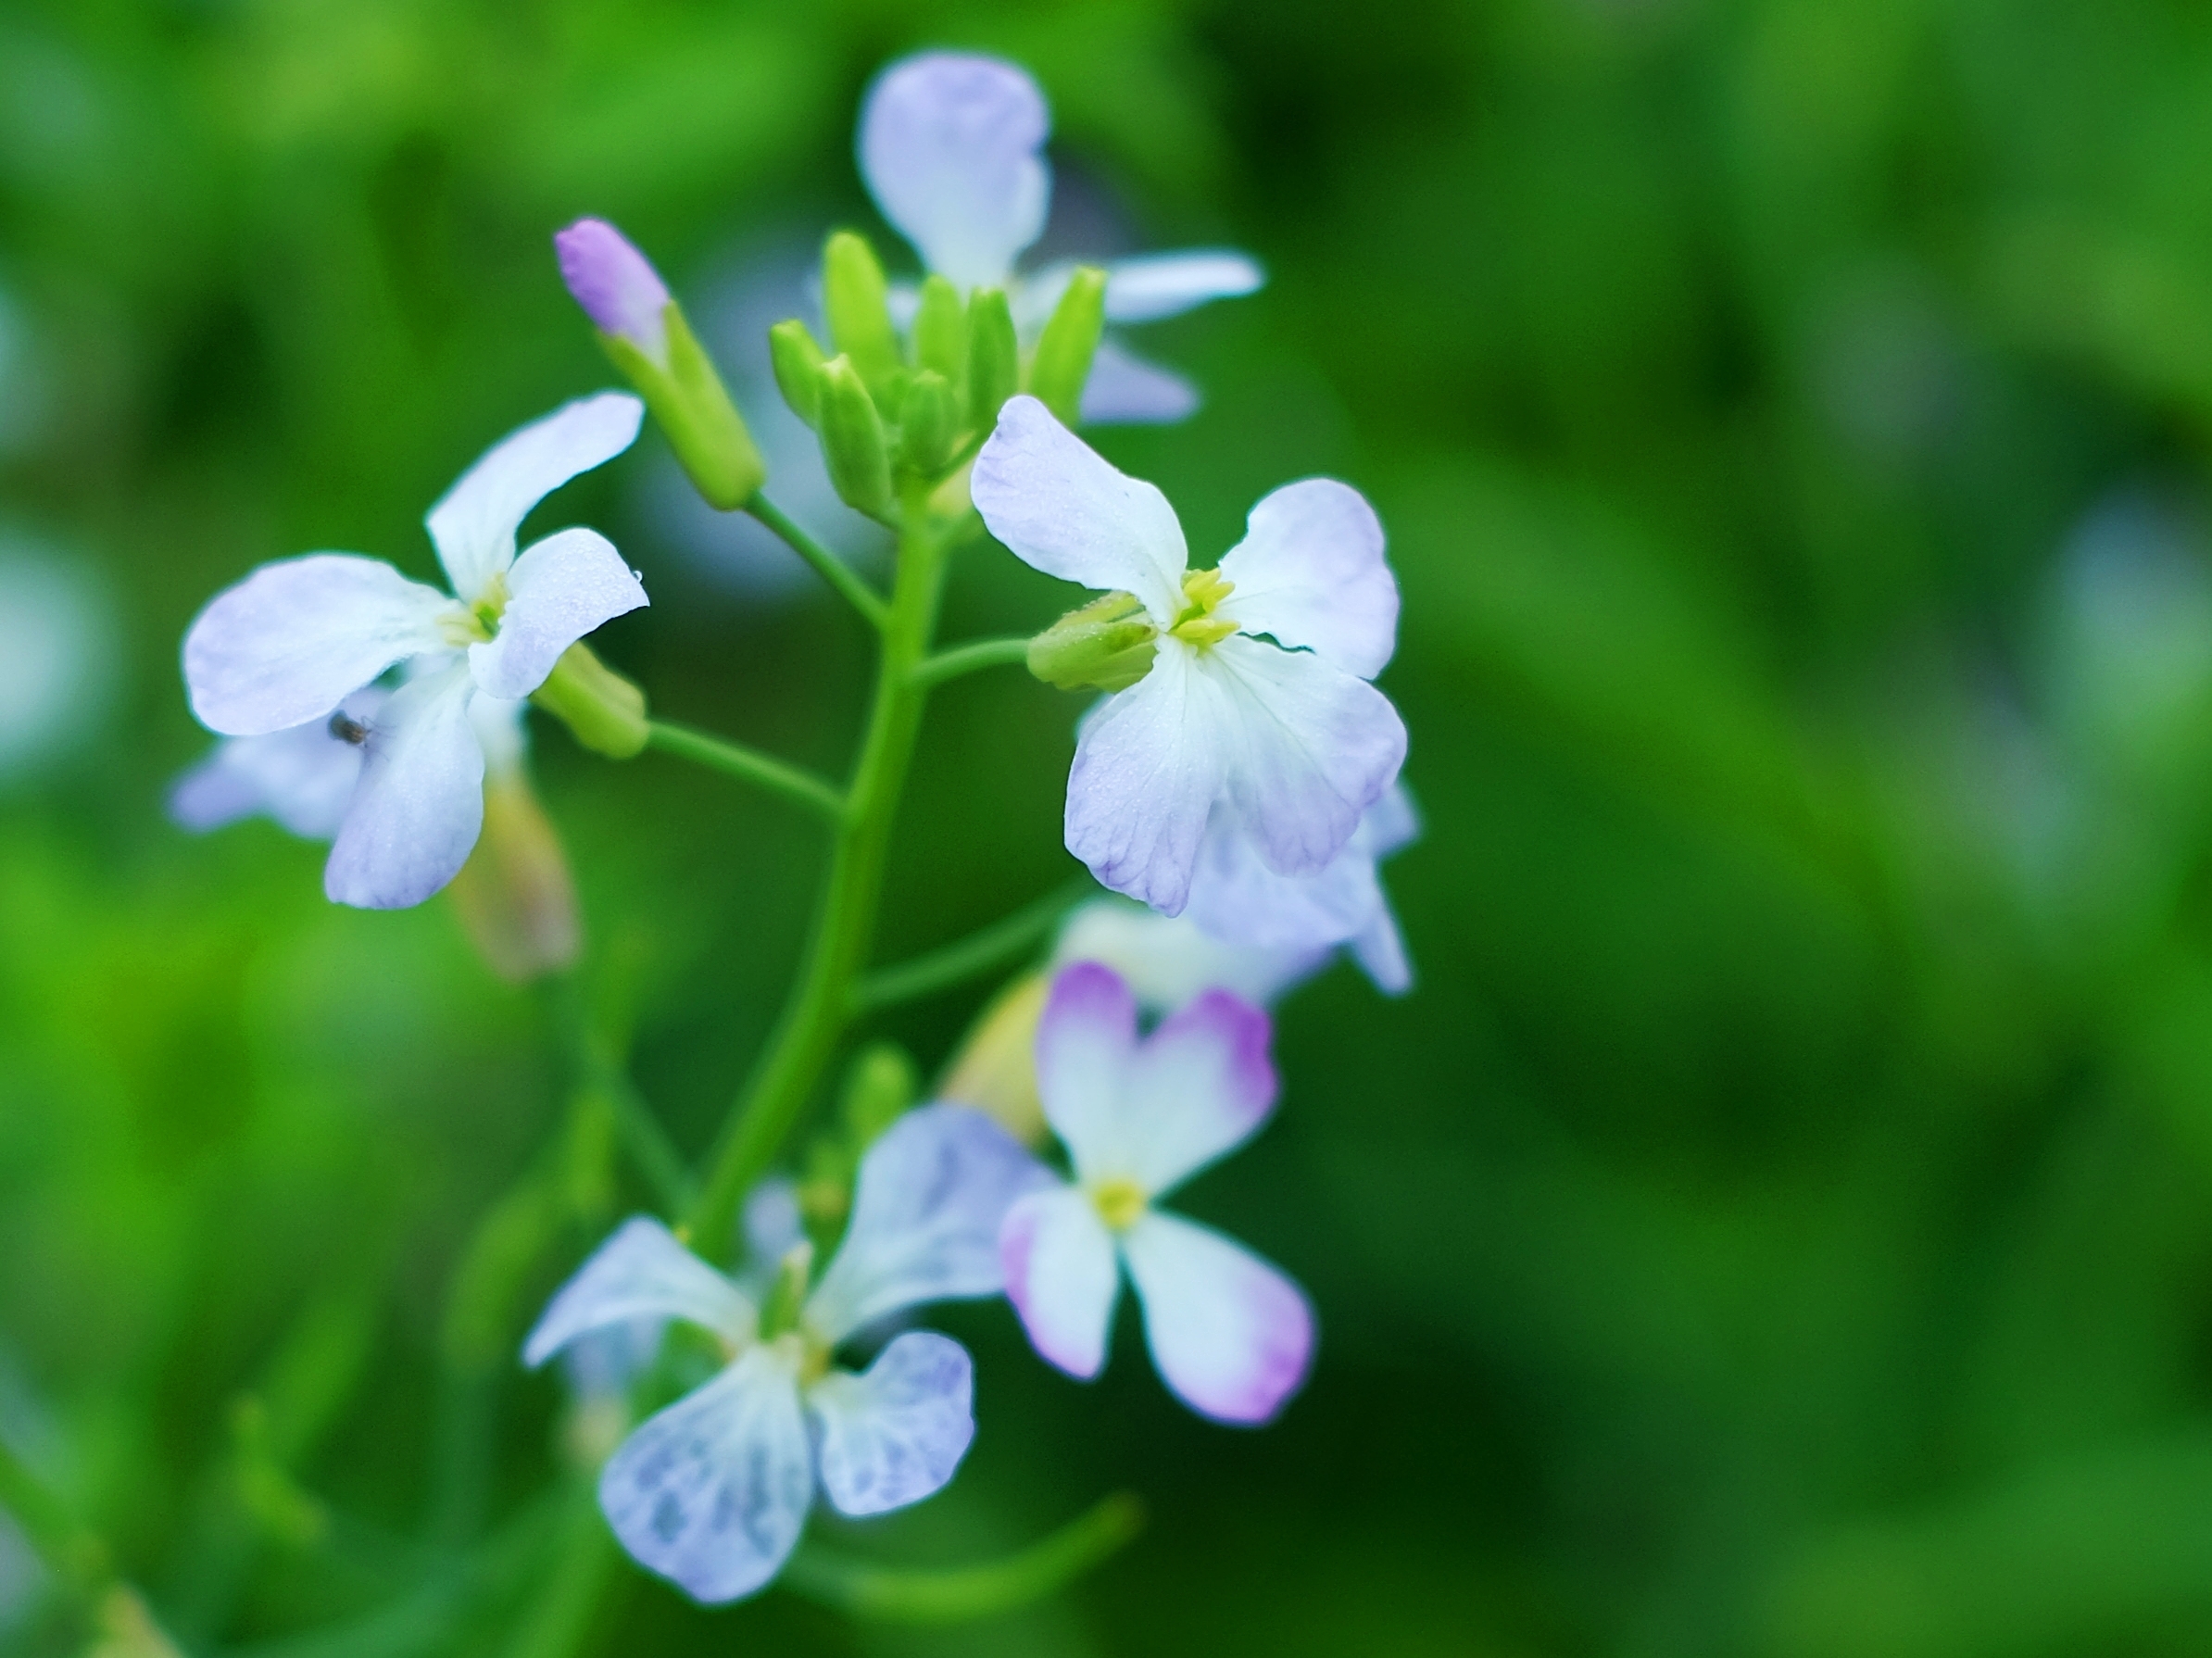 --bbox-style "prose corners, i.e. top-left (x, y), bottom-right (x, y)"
top-left (181, 396), bottom-right (645, 910)
top-left (555, 220), bottom-right (673, 363)
top-left (858, 51), bottom-right (1263, 423)
top-left (972, 396), bottom-right (1406, 915)
top-left (522, 1106), bottom-right (1050, 1604)
top-left (999, 963), bottom-right (1313, 1426)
